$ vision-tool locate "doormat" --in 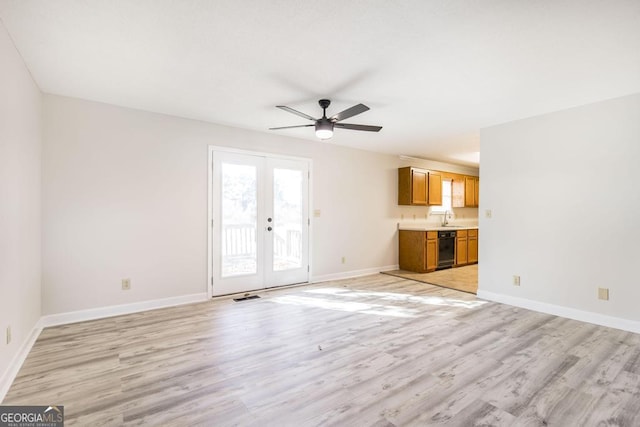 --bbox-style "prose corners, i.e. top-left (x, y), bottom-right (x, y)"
top-left (233, 295), bottom-right (261, 302)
